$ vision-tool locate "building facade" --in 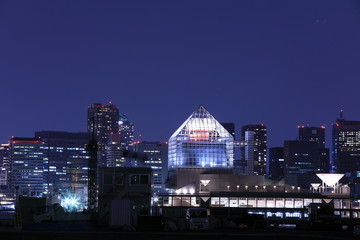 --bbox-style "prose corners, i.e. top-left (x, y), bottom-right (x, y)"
top-left (98, 167), bottom-right (152, 225)
top-left (0, 143), bottom-right (10, 186)
top-left (267, 147), bottom-right (284, 180)
top-left (134, 141), bottom-right (168, 193)
top-left (119, 113), bottom-right (134, 150)
top-left (168, 105), bottom-right (234, 170)
top-left (284, 140), bottom-right (329, 188)
top-left (298, 126), bottom-right (326, 148)
top-left (9, 137), bottom-right (45, 197)
top-left (106, 133), bottom-right (125, 167)
top-left (332, 116), bottom-right (360, 177)
top-left (87, 103), bottom-right (120, 166)
top-left (240, 124), bottom-right (267, 175)
top-left (35, 131), bottom-right (90, 208)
